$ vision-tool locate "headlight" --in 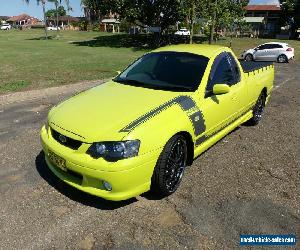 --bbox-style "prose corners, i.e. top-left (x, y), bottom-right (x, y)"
top-left (88, 140), bottom-right (140, 161)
